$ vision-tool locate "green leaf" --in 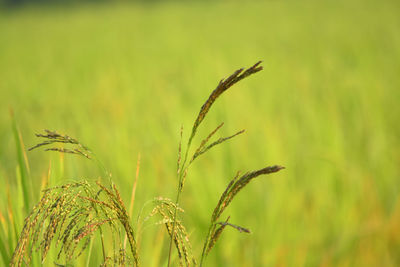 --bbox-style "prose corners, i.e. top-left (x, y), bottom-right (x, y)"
top-left (10, 110), bottom-right (31, 215)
